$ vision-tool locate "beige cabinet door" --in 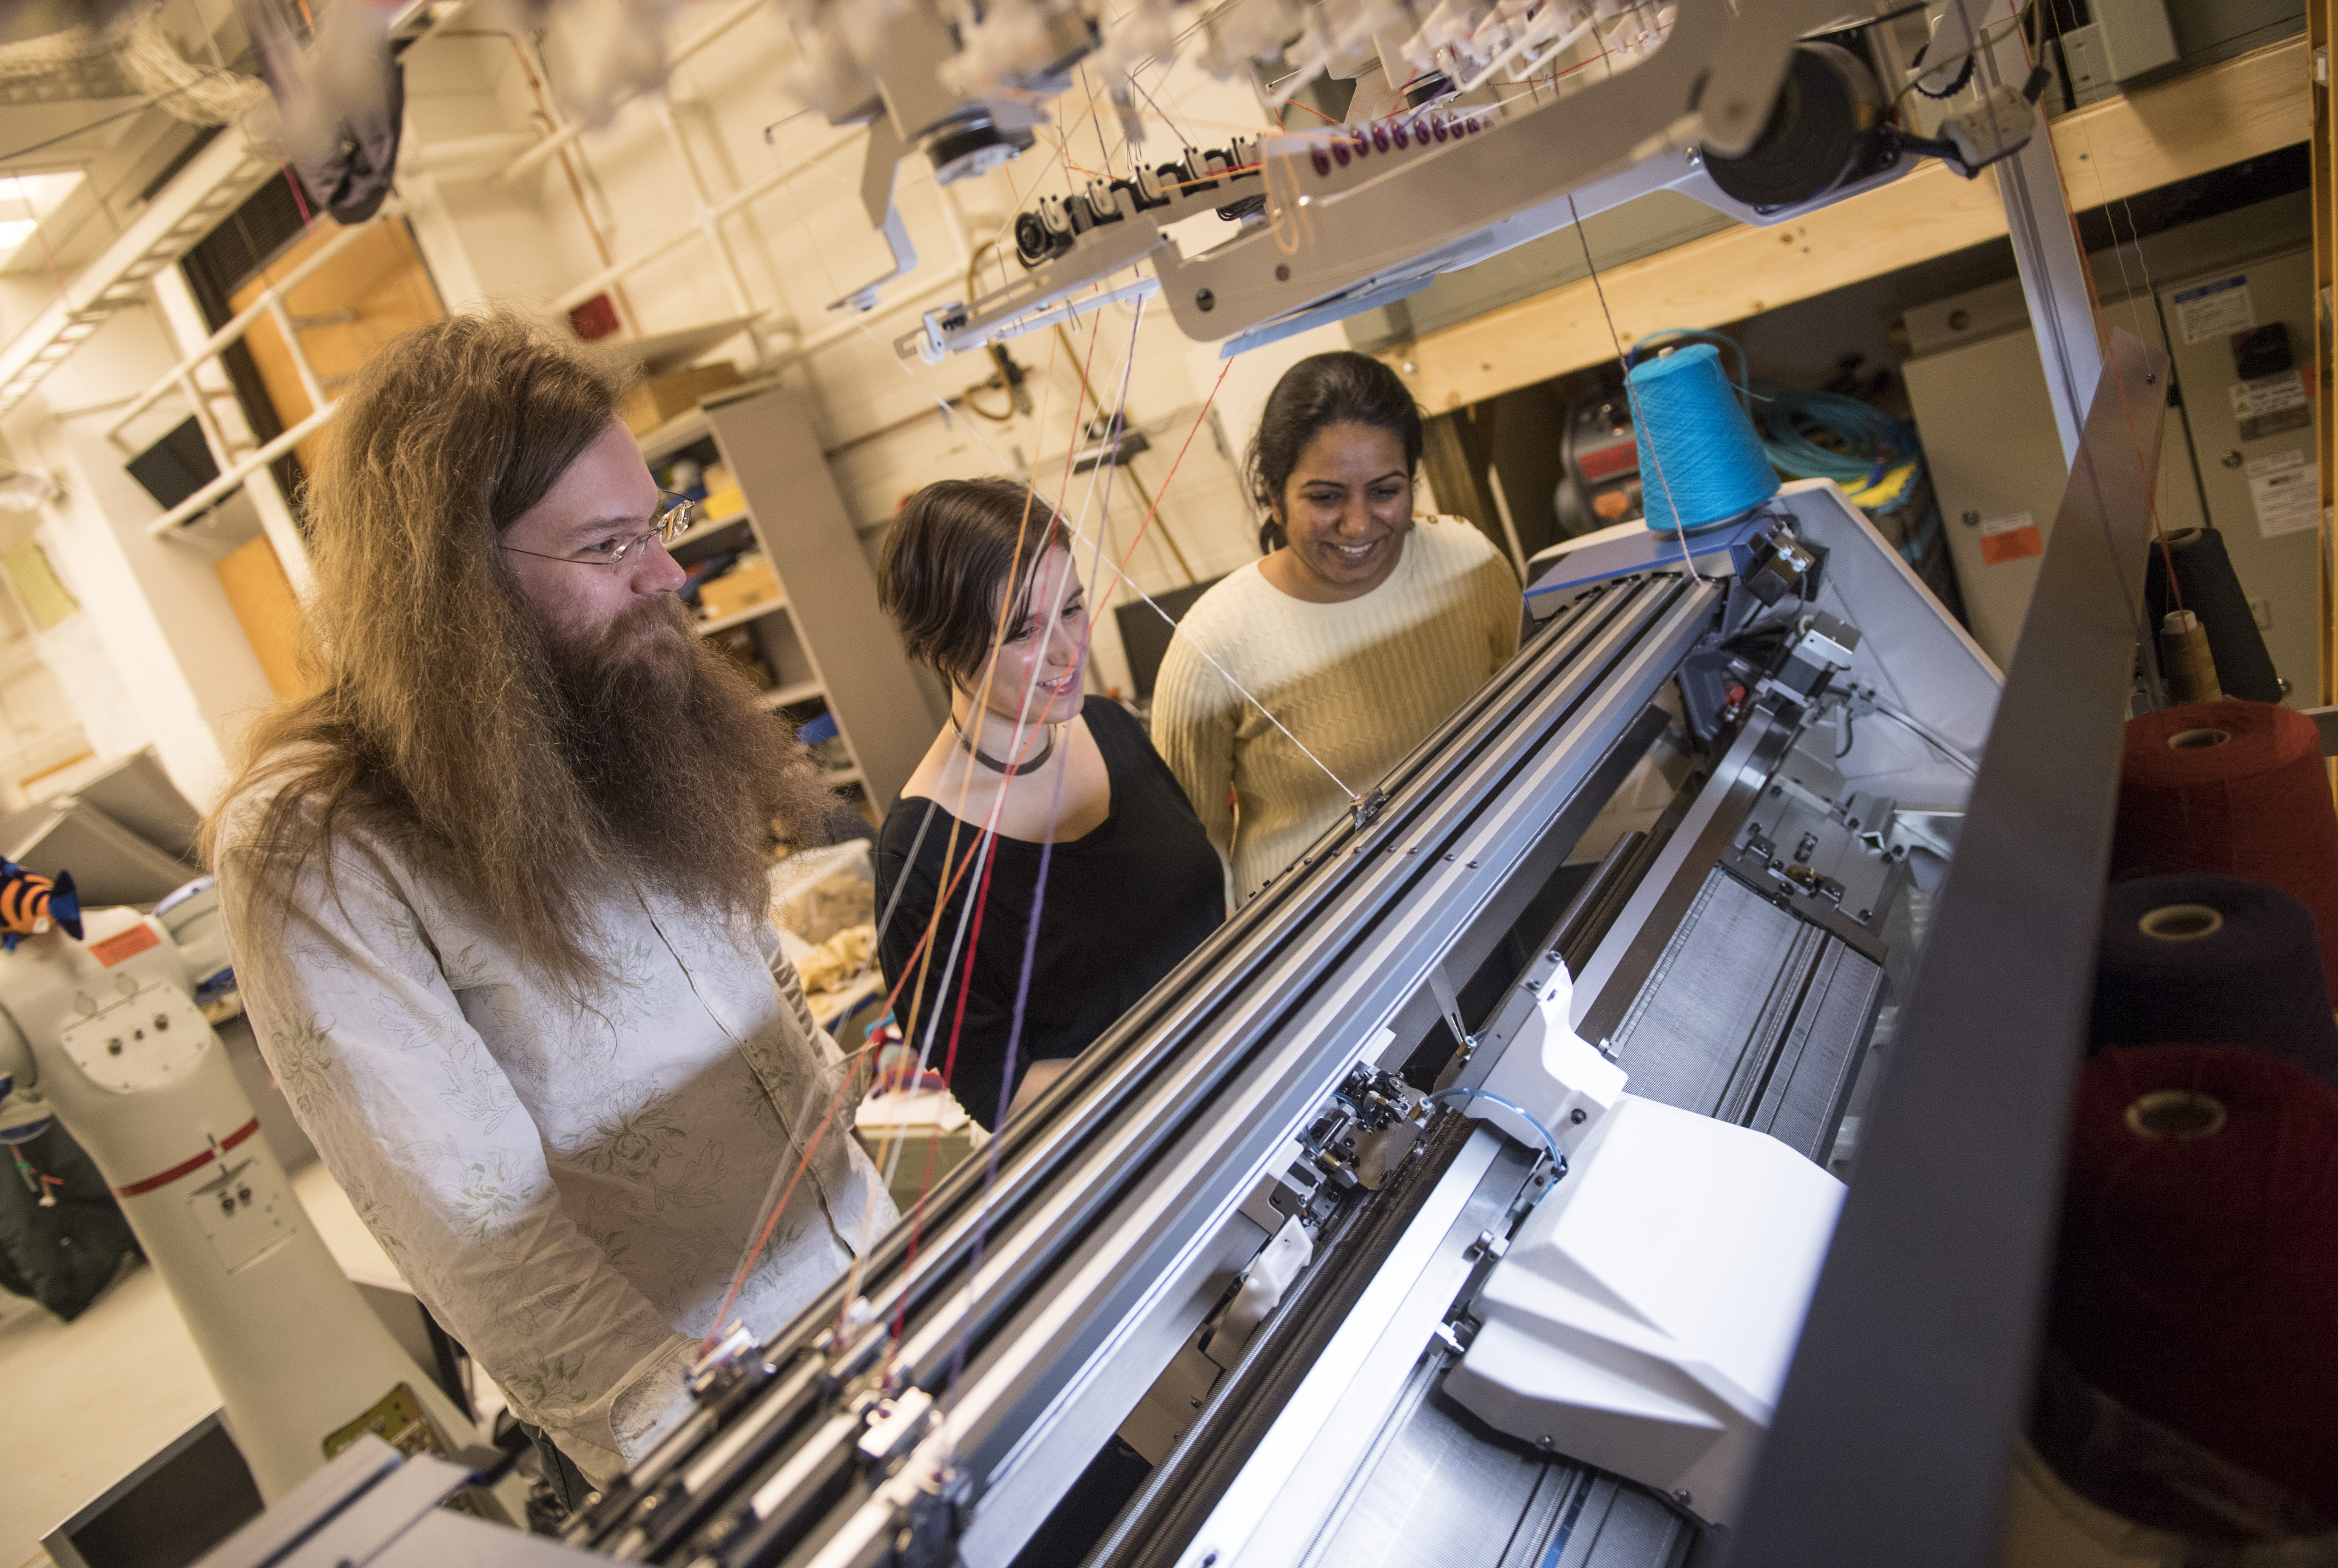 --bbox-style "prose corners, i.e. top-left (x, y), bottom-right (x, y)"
top-left (2155, 247), bottom-right (2321, 705)
top-left (1903, 293), bottom-right (2206, 673)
